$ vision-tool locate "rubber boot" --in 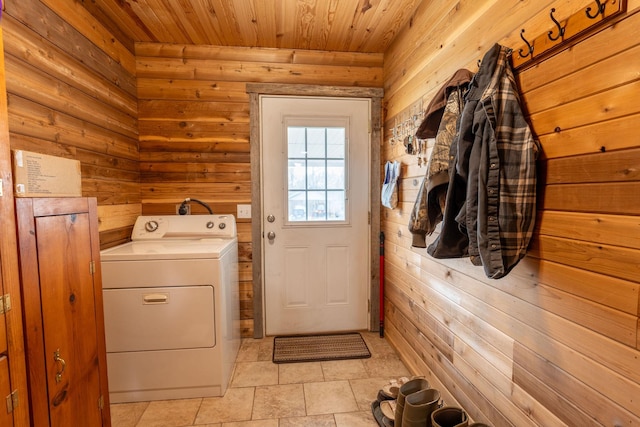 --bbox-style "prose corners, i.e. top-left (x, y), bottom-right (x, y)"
top-left (394, 378), bottom-right (430, 427)
top-left (401, 388), bottom-right (441, 427)
top-left (431, 406), bottom-right (468, 427)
